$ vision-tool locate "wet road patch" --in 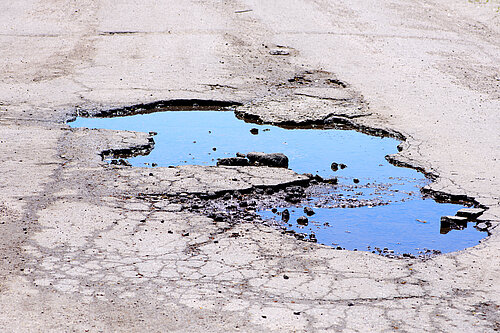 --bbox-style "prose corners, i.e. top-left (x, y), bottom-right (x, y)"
top-left (71, 109), bottom-right (487, 256)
